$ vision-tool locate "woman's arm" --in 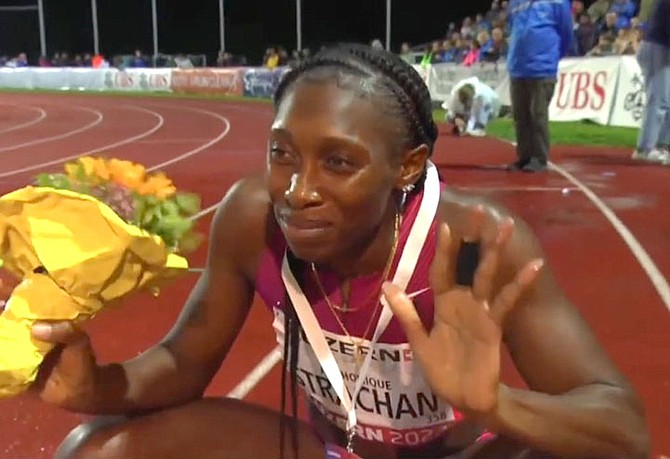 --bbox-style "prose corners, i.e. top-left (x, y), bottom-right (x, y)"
top-left (472, 203), bottom-right (649, 458)
top-left (84, 177), bottom-right (269, 415)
